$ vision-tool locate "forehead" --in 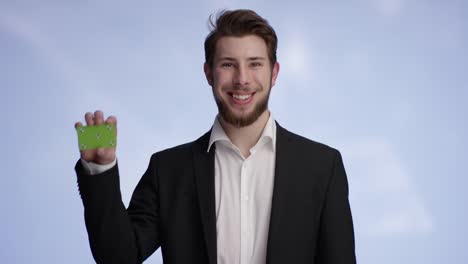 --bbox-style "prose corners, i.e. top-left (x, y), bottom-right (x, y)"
top-left (214, 35), bottom-right (268, 60)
